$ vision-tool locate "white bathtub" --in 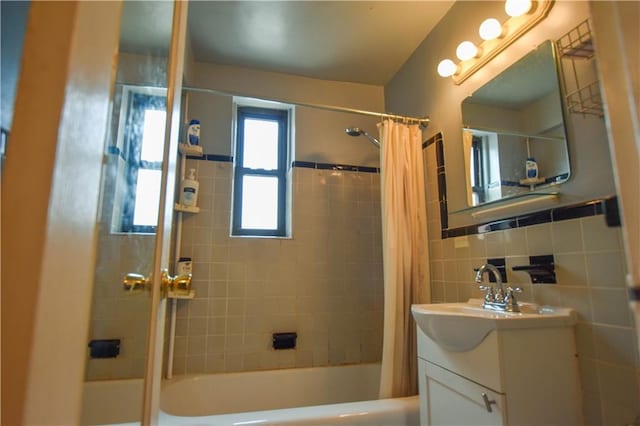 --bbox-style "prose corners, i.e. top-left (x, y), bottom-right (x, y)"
top-left (82, 363), bottom-right (419, 425)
